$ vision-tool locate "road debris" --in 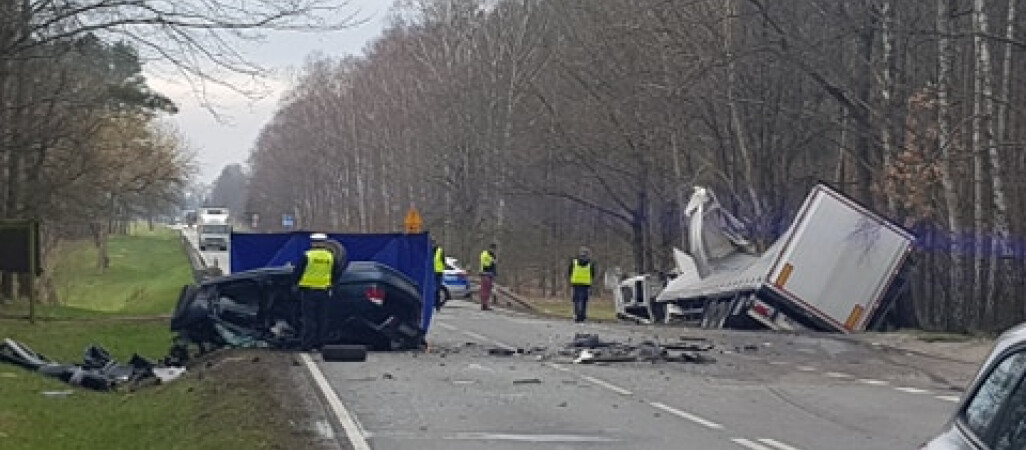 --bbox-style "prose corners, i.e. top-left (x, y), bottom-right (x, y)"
top-left (568, 334), bottom-right (716, 365)
top-left (476, 333), bottom-right (716, 365)
top-left (0, 338), bottom-right (186, 392)
top-left (513, 378), bottom-right (542, 384)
